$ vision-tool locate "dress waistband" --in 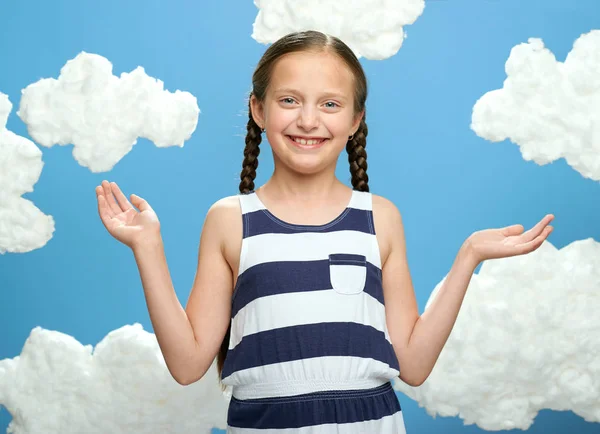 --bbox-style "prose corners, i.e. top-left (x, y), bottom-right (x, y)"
top-left (231, 378), bottom-right (389, 400)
